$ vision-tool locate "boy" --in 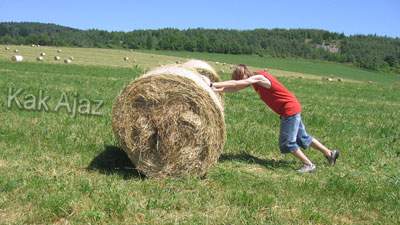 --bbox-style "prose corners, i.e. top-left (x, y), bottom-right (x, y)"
top-left (211, 64), bottom-right (339, 173)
